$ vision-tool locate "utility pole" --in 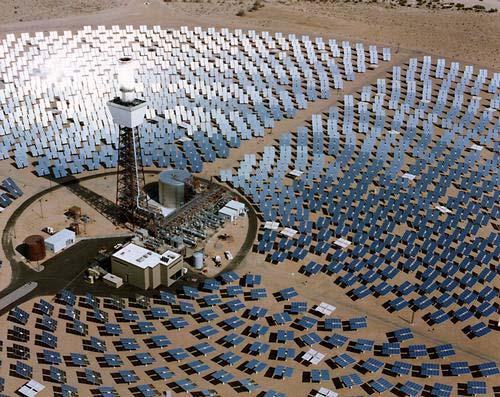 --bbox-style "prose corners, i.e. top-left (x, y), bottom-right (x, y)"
top-left (39, 198), bottom-right (44, 219)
